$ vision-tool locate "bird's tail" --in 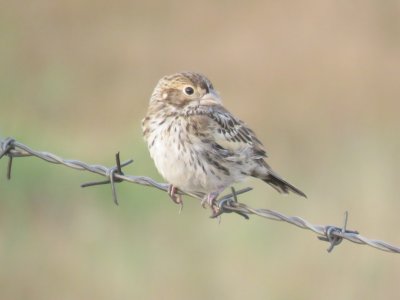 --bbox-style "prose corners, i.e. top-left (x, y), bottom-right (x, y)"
top-left (262, 170), bottom-right (307, 198)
